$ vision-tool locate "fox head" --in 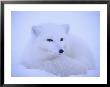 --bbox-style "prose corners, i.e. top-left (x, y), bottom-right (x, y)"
top-left (31, 23), bottom-right (69, 56)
